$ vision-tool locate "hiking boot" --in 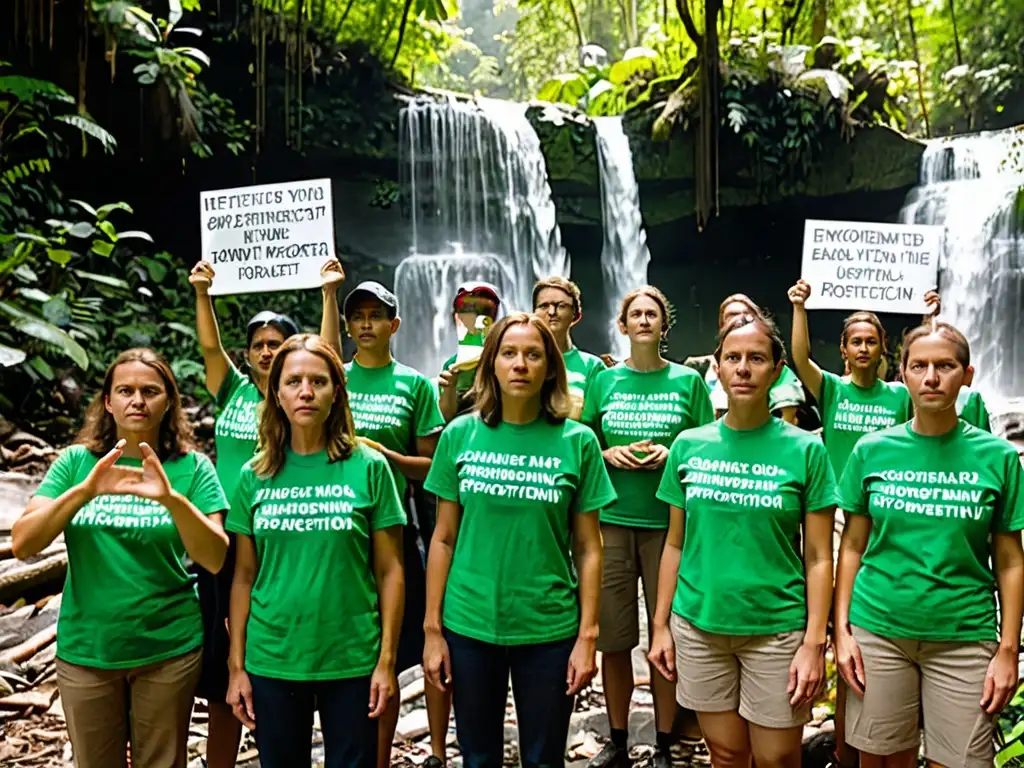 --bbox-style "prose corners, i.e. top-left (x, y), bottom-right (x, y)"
top-left (652, 747), bottom-right (672, 768)
top-left (587, 742), bottom-right (631, 768)
top-left (423, 756), bottom-right (446, 768)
